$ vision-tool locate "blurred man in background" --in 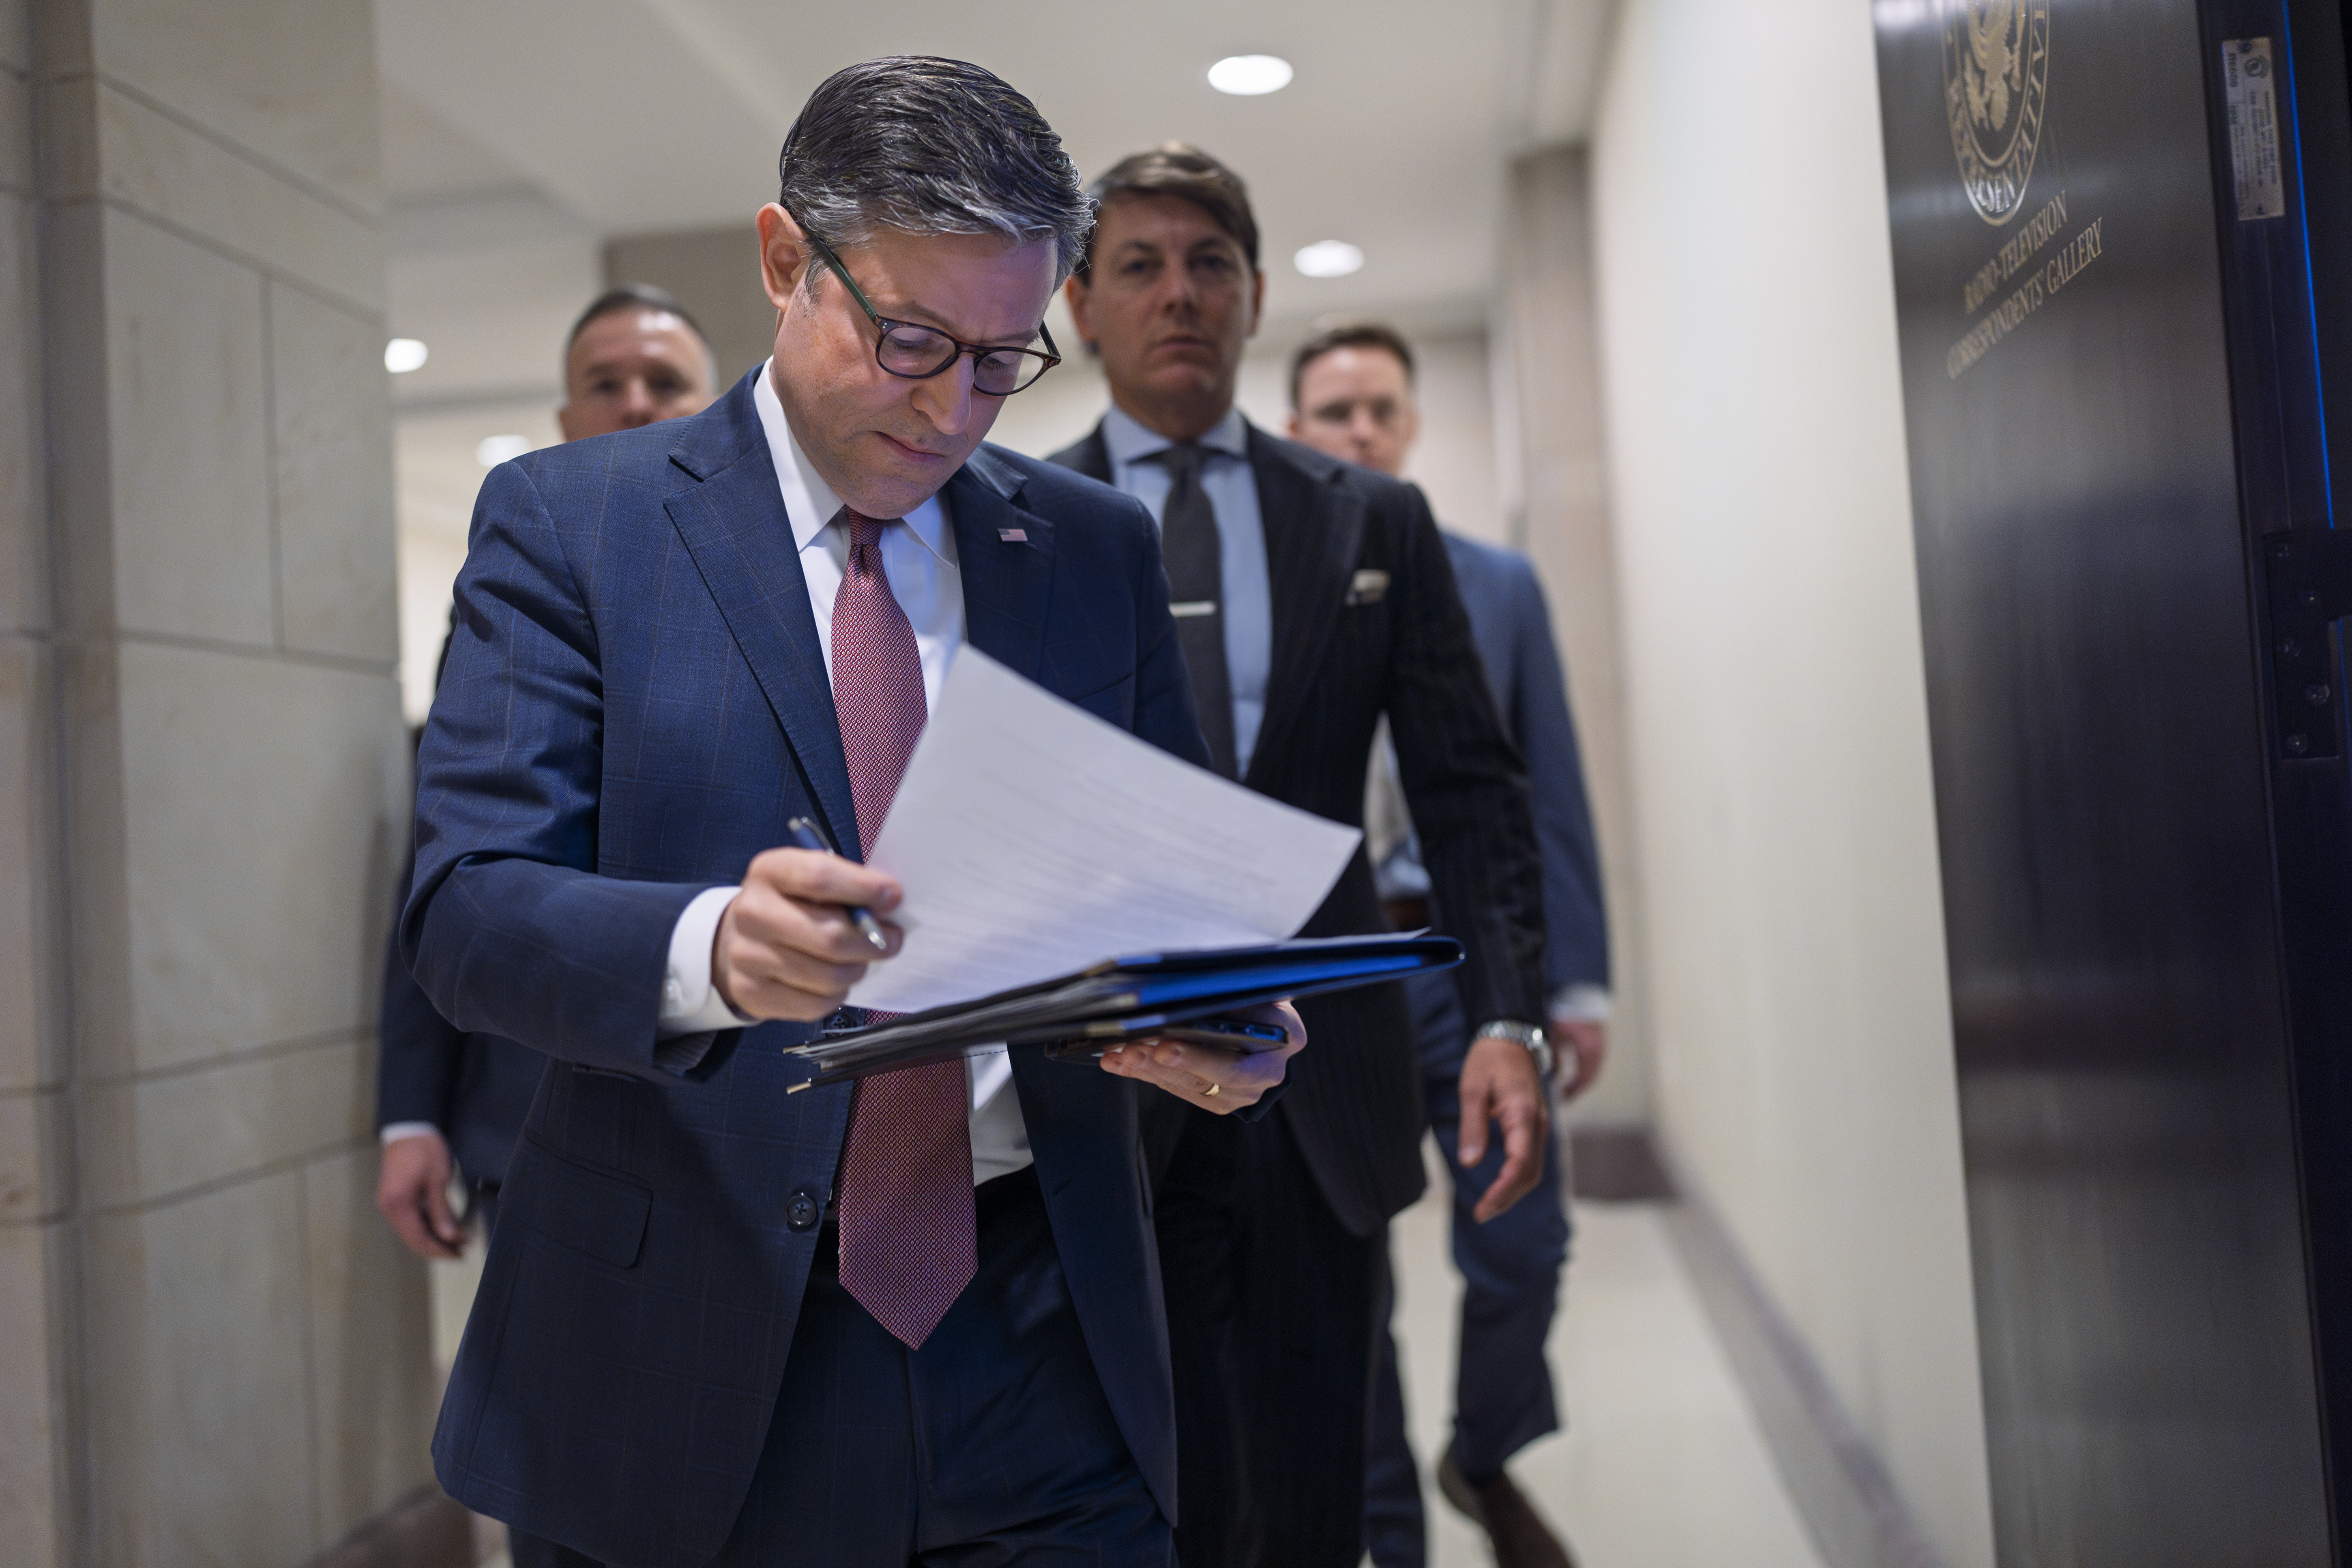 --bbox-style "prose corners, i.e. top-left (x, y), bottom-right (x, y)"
top-left (376, 289), bottom-right (719, 1568)
top-left (1291, 322), bottom-right (1610, 1568)
top-left (374, 285), bottom-right (717, 1265)
top-left (1054, 146), bottom-right (1552, 1568)
top-left (556, 283), bottom-right (721, 440)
